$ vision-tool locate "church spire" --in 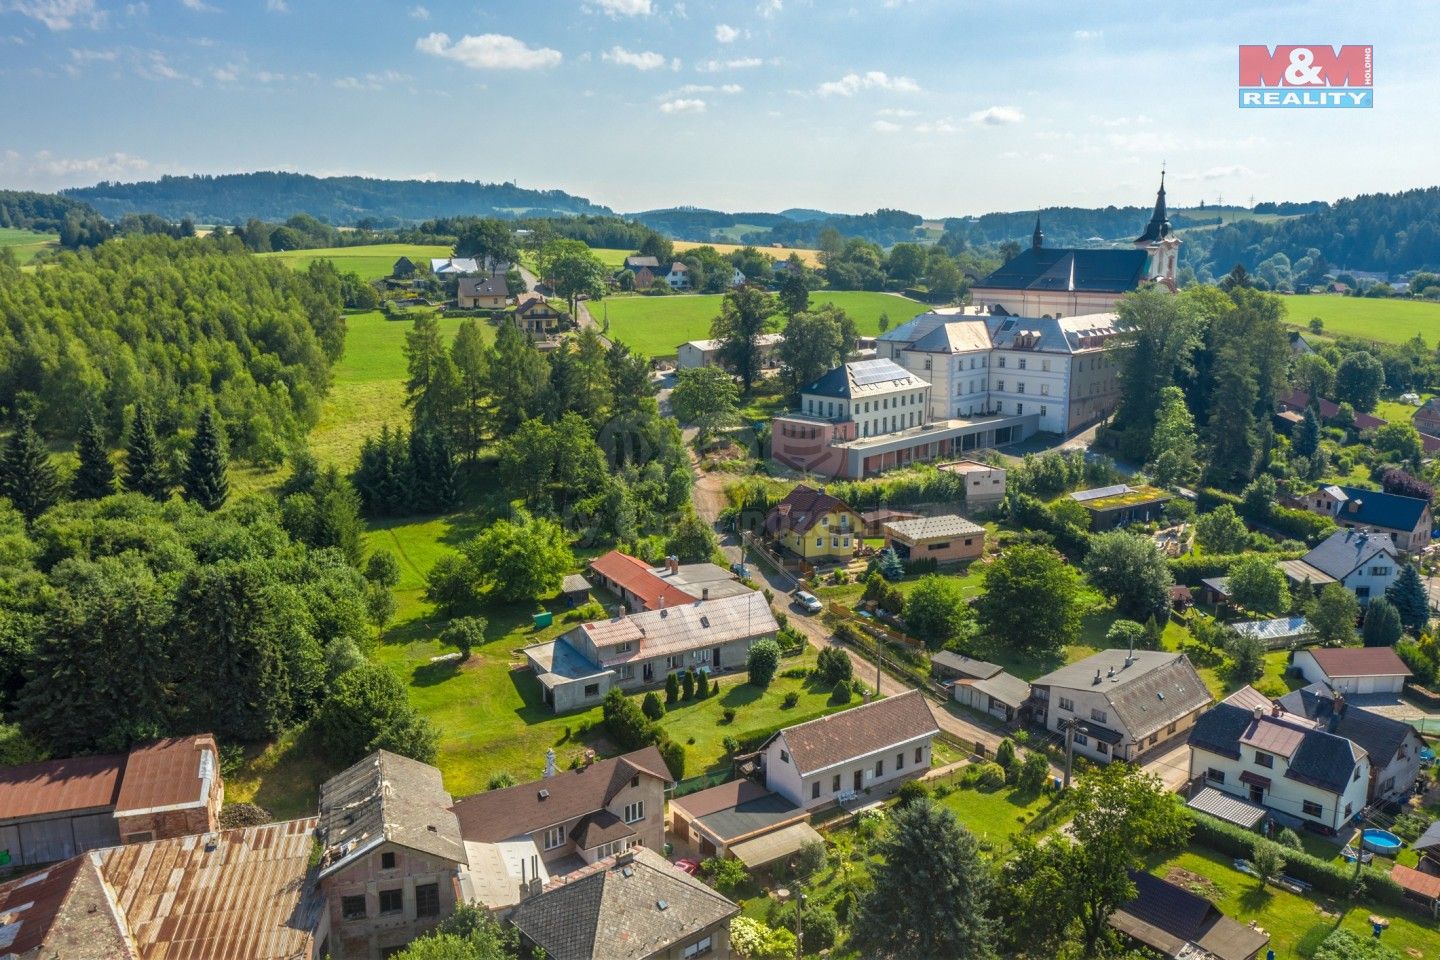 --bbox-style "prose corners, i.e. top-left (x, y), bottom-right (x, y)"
top-left (1134, 169), bottom-right (1171, 244)
top-left (1031, 215), bottom-right (1044, 250)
